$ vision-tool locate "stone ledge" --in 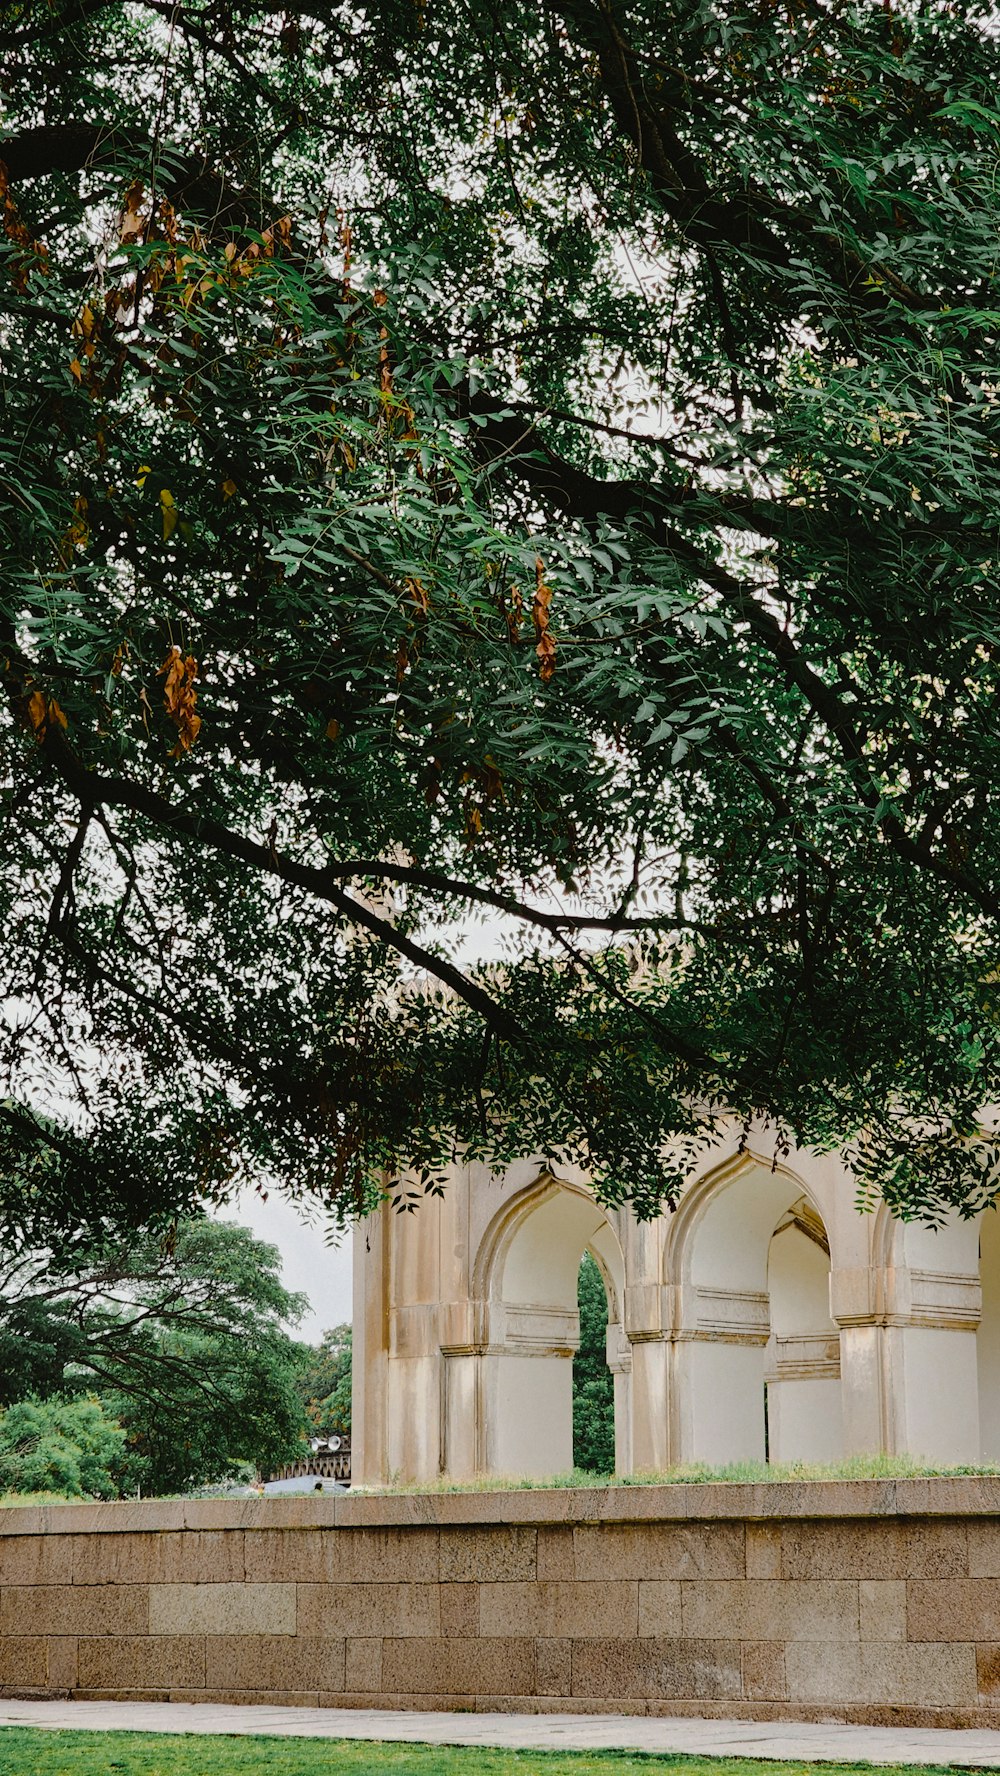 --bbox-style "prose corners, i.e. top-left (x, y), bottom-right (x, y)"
top-left (8, 1477), bottom-right (1000, 1536)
